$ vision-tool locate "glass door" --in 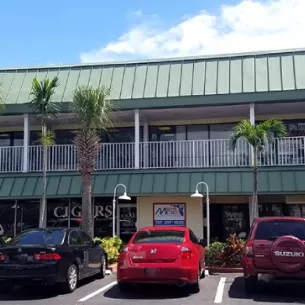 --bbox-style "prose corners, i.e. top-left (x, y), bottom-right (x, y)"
top-left (117, 204), bottom-right (137, 243)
